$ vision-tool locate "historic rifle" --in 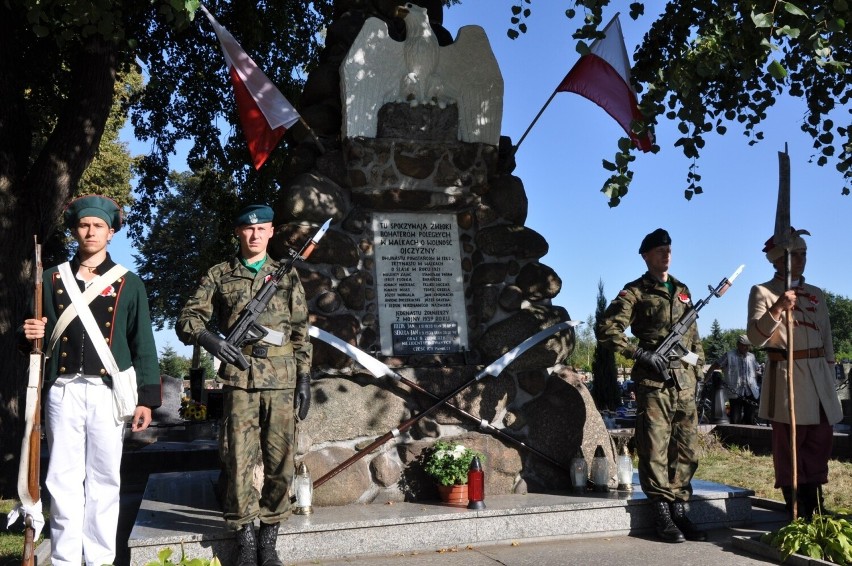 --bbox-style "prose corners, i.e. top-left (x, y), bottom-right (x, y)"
top-left (308, 326), bottom-right (574, 476)
top-left (21, 237), bottom-right (45, 566)
top-left (304, 320), bottom-right (578, 494)
top-left (654, 264), bottom-right (745, 366)
top-left (224, 219), bottom-right (331, 370)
